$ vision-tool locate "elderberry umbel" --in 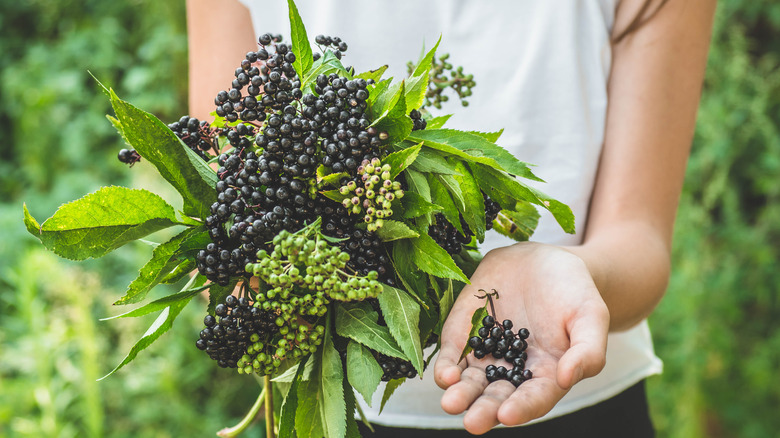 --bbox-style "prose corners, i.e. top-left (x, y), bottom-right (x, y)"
top-left (469, 290), bottom-right (533, 387)
top-left (429, 193), bottom-right (503, 255)
top-left (168, 115), bottom-right (216, 160)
